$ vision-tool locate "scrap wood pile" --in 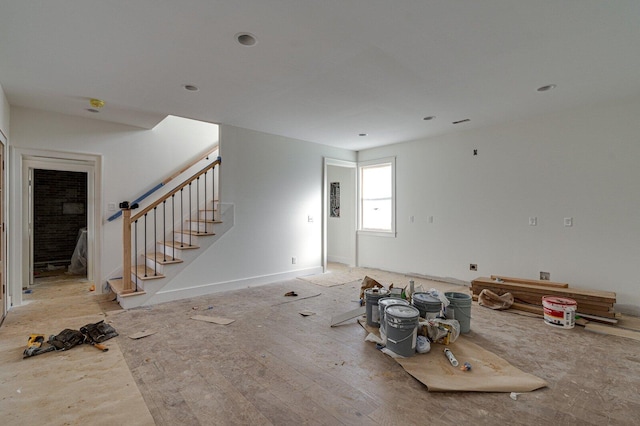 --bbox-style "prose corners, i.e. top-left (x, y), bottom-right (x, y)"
top-left (471, 275), bottom-right (617, 324)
